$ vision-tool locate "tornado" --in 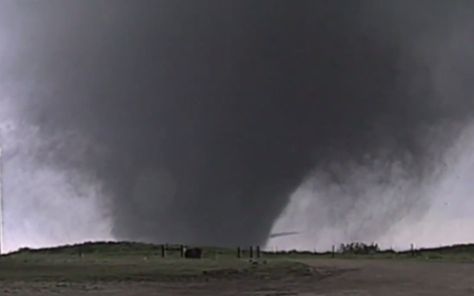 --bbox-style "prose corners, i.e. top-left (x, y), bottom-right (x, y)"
top-left (1, 1), bottom-right (473, 248)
